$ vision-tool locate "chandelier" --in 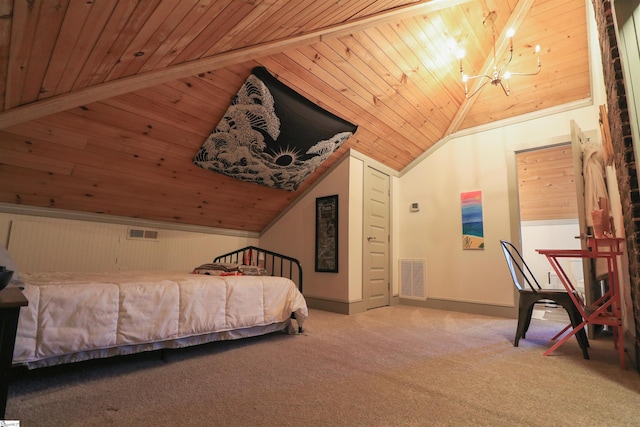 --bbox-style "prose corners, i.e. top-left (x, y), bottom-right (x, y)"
top-left (458, 11), bottom-right (541, 98)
